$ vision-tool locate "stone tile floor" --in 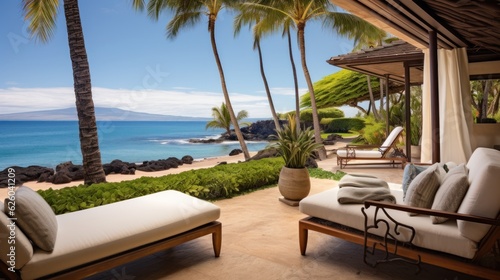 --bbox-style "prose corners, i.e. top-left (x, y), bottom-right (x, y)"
top-left (88, 152), bottom-right (489, 280)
